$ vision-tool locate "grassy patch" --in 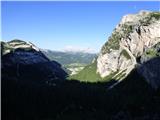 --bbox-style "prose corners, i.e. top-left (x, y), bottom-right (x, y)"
top-left (150, 12), bottom-right (160, 20)
top-left (146, 49), bottom-right (157, 57)
top-left (113, 69), bottom-right (126, 80)
top-left (102, 71), bottom-right (119, 81)
top-left (120, 49), bottom-right (131, 59)
top-left (69, 61), bottom-right (102, 82)
top-left (69, 61), bottom-right (120, 83)
top-left (145, 42), bottom-right (160, 58)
